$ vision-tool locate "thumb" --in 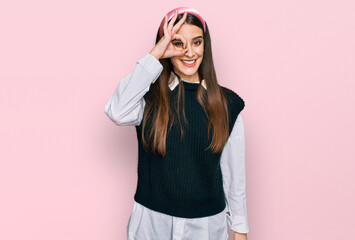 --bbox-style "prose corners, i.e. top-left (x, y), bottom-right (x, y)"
top-left (176, 48), bottom-right (188, 57)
